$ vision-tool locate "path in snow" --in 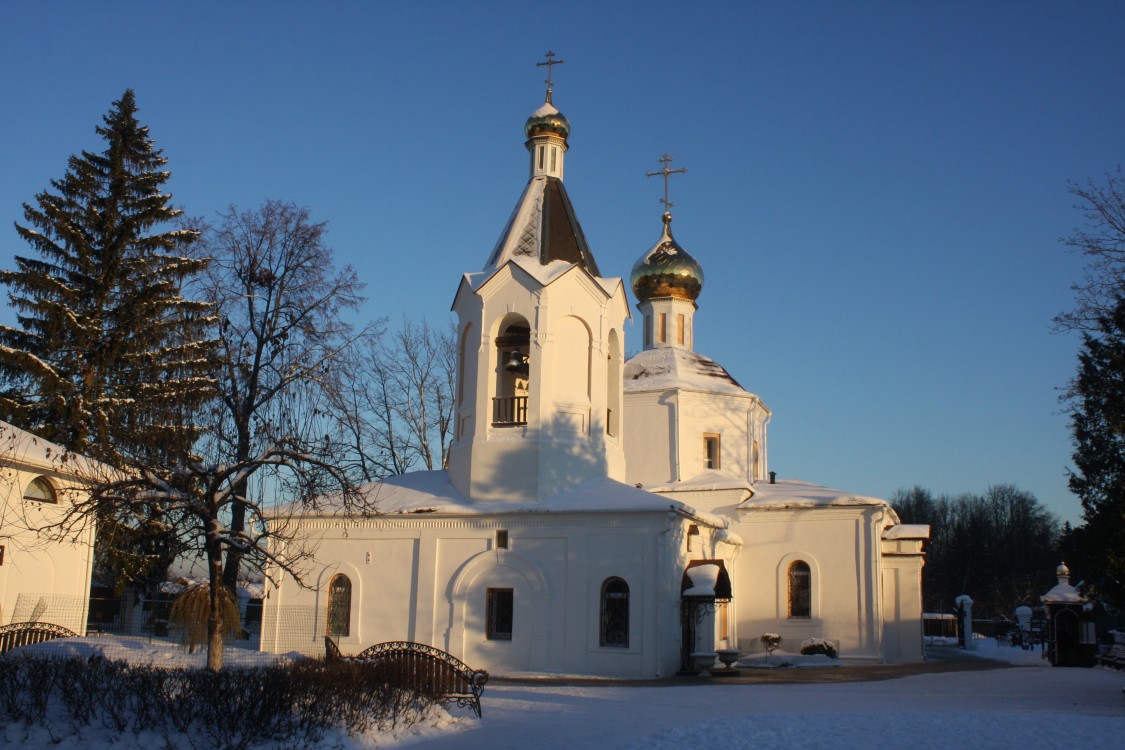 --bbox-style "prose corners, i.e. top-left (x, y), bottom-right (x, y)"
top-left (412, 645), bottom-right (1124, 750)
